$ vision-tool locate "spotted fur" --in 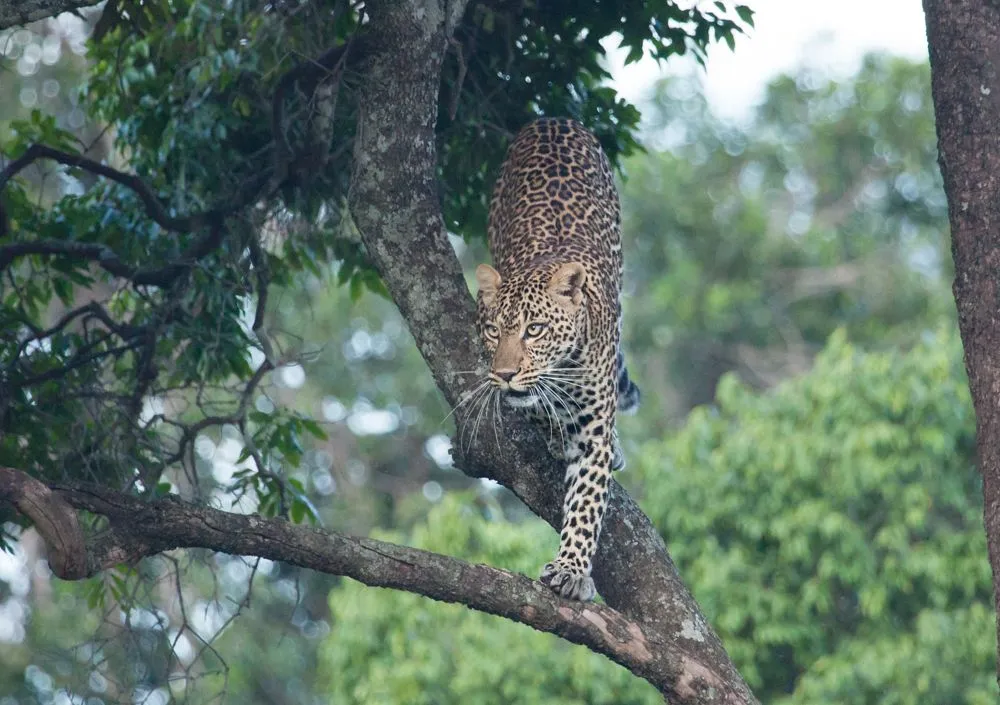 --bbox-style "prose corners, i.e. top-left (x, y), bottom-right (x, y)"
top-left (474, 117), bottom-right (640, 601)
